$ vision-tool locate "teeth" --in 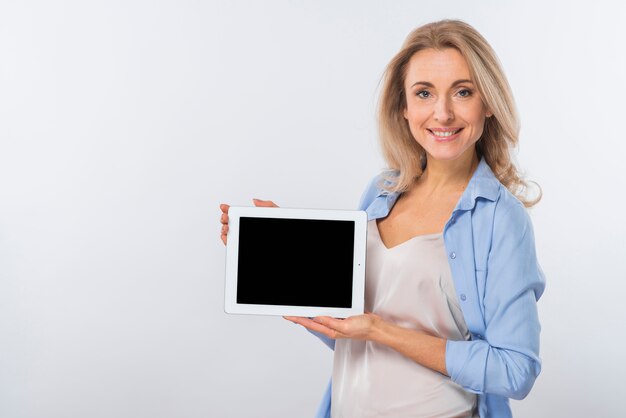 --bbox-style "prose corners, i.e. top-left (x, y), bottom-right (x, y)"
top-left (431, 129), bottom-right (459, 137)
